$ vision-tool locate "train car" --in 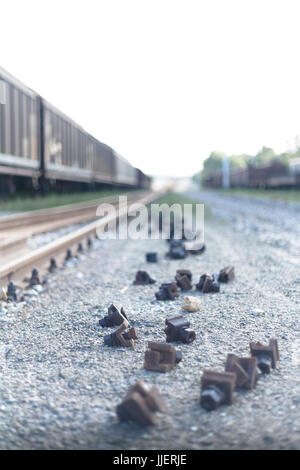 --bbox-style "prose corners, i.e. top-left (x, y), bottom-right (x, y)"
top-left (136, 168), bottom-right (151, 189)
top-left (203, 161), bottom-right (296, 189)
top-left (42, 99), bottom-right (115, 185)
top-left (248, 162), bottom-right (289, 188)
top-left (203, 170), bottom-right (222, 187)
top-left (113, 151), bottom-right (138, 186)
top-left (40, 100), bottom-right (145, 188)
top-left (0, 66), bottom-right (40, 187)
top-left (230, 167), bottom-right (249, 187)
top-left (93, 140), bottom-right (115, 184)
top-left (0, 66), bottom-right (150, 192)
